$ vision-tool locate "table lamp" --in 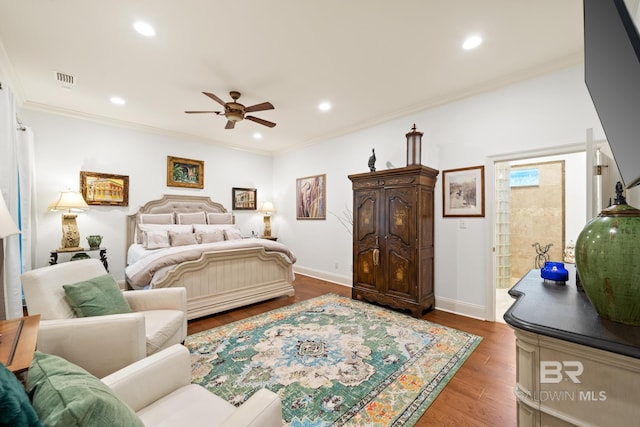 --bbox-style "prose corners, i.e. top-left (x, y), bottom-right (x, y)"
top-left (48, 191), bottom-right (89, 251)
top-left (0, 192), bottom-right (20, 320)
top-left (260, 201), bottom-right (275, 238)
